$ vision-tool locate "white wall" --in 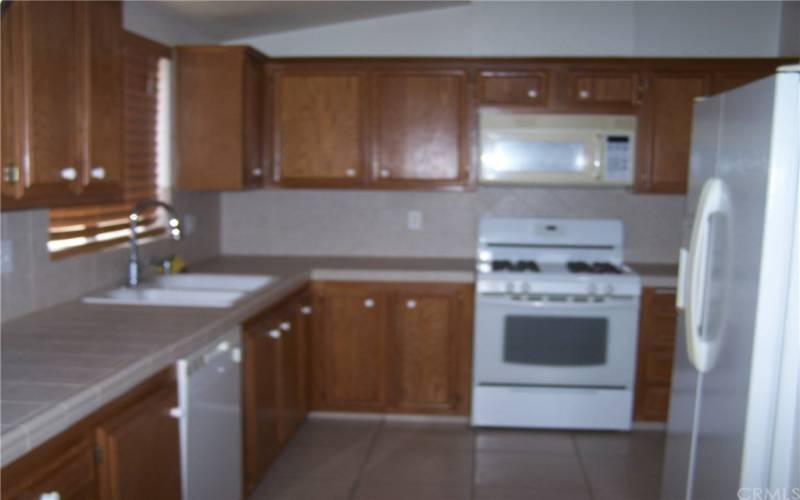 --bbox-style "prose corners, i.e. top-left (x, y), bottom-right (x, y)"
top-left (228, 1), bottom-right (784, 57)
top-left (122, 1), bottom-right (220, 45)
